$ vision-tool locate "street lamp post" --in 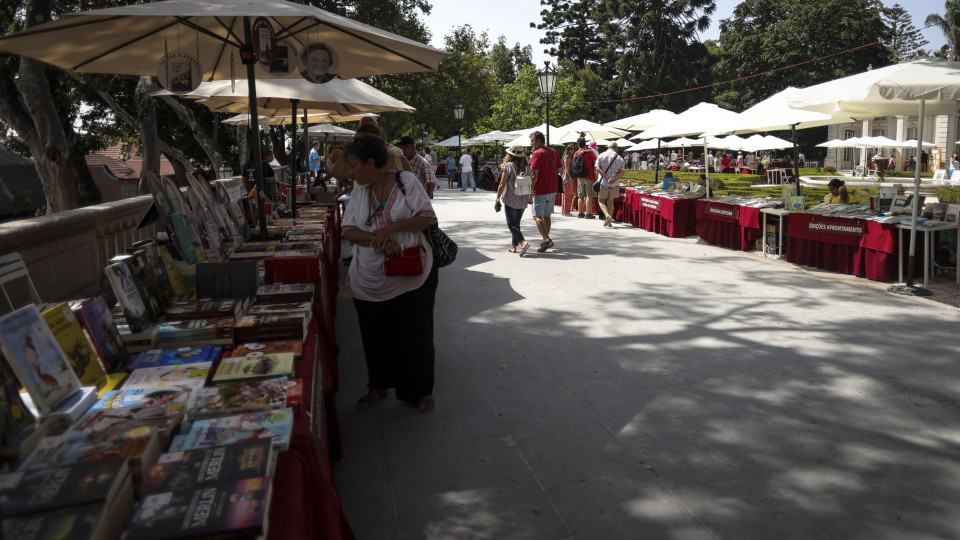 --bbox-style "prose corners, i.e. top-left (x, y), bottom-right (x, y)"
top-left (537, 61), bottom-right (558, 148)
top-left (419, 121), bottom-right (426, 149)
top-left (454, 103), bottom-right (465, 155)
